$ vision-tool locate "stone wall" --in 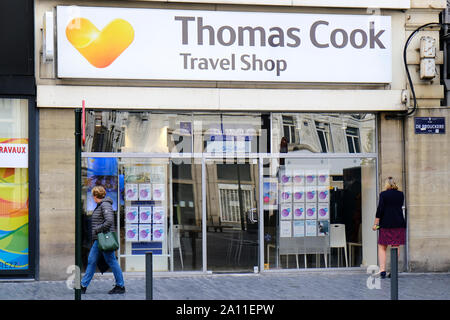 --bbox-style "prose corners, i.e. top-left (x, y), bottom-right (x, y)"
top-left (406, 108), bottom-right (450, 272)
top-left (39, 108), bottom-right (75, 280)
